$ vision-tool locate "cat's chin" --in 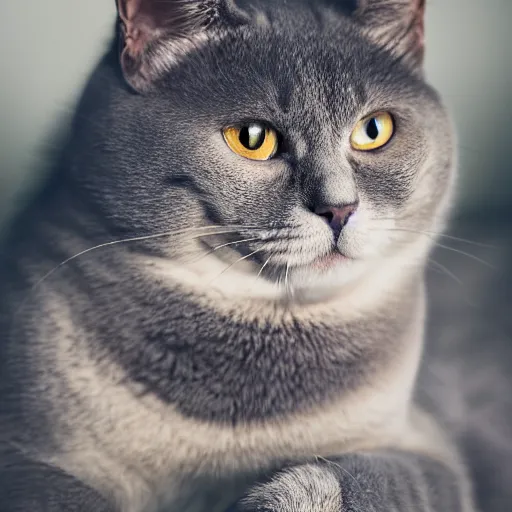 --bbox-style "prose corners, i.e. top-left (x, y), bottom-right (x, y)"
top-left (284, 259), bottom-right (366, 297)
top-left (139, 249), bottom-right (421, 320)
top-left (141, 235), bottom-right (425, 309)
top-left (309, 250), bottom-right (352, 271)
top-left (140, 249), bottom-right (363, 304)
